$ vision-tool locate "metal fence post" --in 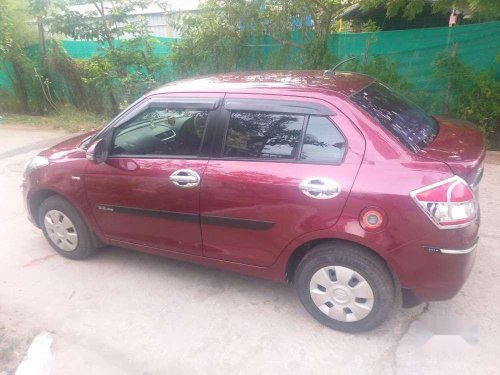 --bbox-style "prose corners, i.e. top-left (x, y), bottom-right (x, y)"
top-left (443, 41), bottom-right (457, 115)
